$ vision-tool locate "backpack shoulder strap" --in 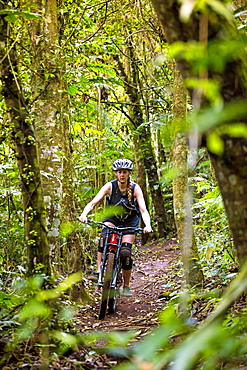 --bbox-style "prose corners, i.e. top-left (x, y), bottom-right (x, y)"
top-left (131, 182), bottom-right (136, 197)
top-left (107, 179), bottom-right (117, 204)
top-left (111, 179), bottom-right (118, 193)
top-left (131, 182), bottom-right (140, 215)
